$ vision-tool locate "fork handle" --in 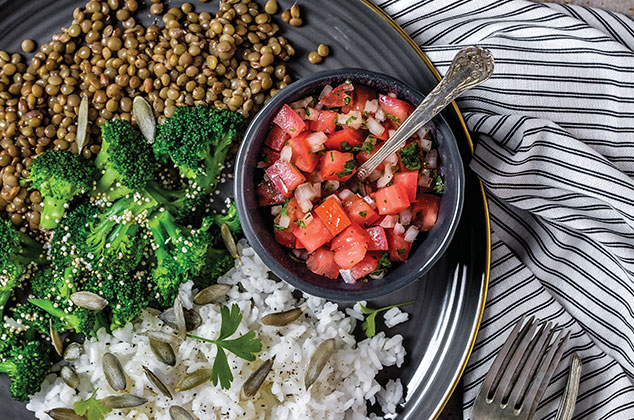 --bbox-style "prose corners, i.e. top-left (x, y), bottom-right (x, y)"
top-left (356, 46), bottom-right (494, 180)
top-left (554, 353), bottom-right (582, 420)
